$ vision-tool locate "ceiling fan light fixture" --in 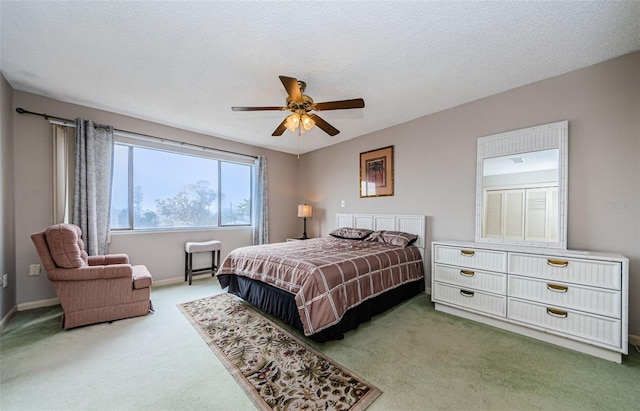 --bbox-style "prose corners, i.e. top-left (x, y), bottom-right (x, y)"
top-left (301, 114), bottom-right (315, 131)
top-left (285, 113), bottom-right (300, 132)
